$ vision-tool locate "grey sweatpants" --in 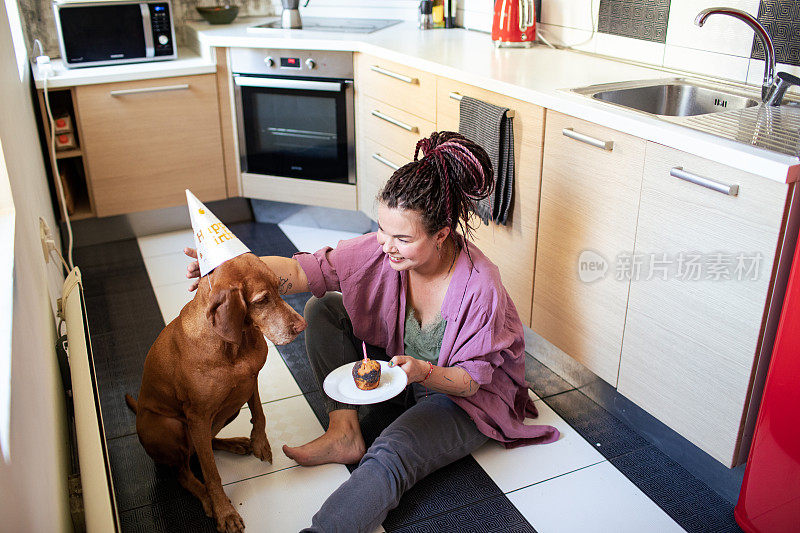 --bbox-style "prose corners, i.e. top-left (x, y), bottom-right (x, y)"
top-left (300, 293), bottom-right (489, 533)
